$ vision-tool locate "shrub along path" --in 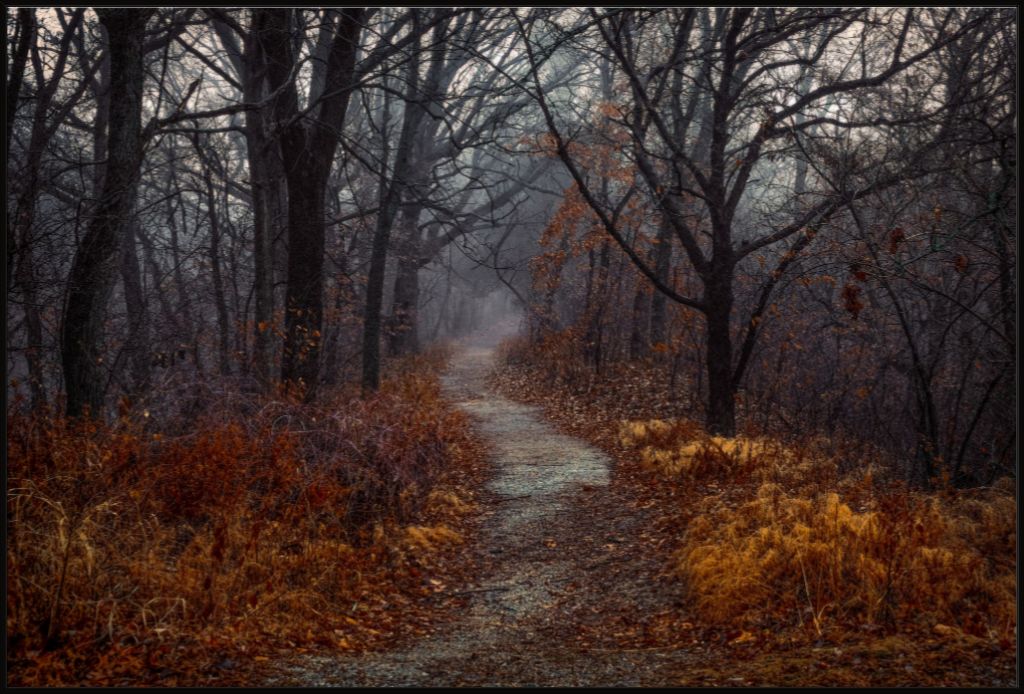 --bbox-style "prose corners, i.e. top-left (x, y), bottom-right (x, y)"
top-left (266, 345), bottom-right (1015, 687)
